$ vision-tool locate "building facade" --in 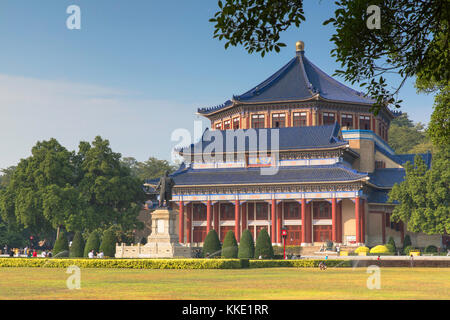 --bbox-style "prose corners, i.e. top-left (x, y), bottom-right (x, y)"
top-left (144, 41), bottom-right (442, 249)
